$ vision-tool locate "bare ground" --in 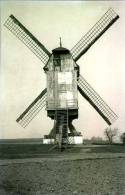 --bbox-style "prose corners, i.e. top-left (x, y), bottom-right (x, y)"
top-left (0, 144), bottom-right (125, 195)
